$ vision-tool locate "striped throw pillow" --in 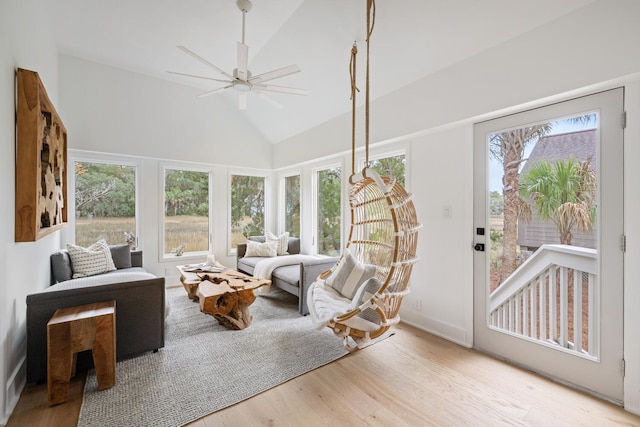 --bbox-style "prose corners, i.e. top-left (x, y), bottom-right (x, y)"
top-left (67, 239), bottom-right (117, 278)
top-left (326, 248), bottom-right (377, 299)
top-left (266, 231), bottom-right (289, 255)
